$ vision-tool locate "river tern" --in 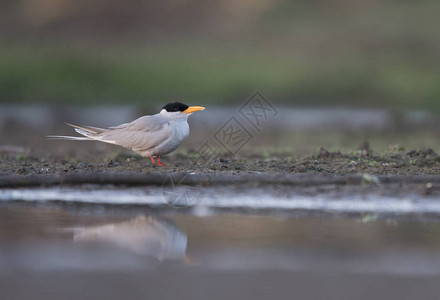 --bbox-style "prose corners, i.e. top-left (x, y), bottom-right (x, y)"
top-left (48, 102), bottom-right (205, 166)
